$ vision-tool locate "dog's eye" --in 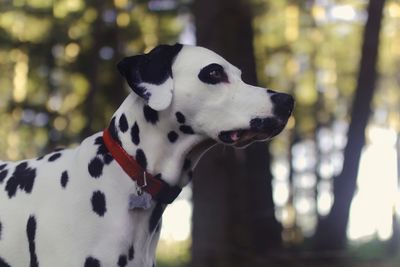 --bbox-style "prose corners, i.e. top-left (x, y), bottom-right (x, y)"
top-left (209, 70), bottom-right (222, 79)
top-left (198, 63), bottom-right (229, 84)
